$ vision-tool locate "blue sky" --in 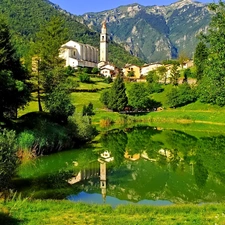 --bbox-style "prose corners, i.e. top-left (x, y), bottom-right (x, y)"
top-left (50, 0), bottom-right (216, 15)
